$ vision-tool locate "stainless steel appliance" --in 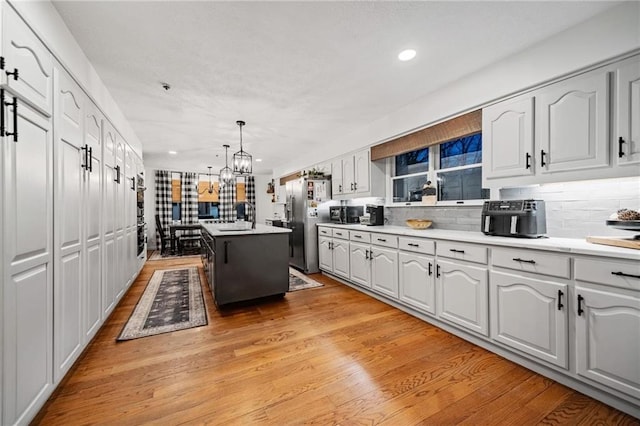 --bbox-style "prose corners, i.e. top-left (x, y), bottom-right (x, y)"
top-left (366, 204), bottom-right (384, 226)
top-left (285, 177), bottom-right (332, 273)
top-left (481, 200), bottom-right (547, 238)
top-left (330, 206), bottom-right (345, 223)
top-left (346, 206), bottom-right (363, 223)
